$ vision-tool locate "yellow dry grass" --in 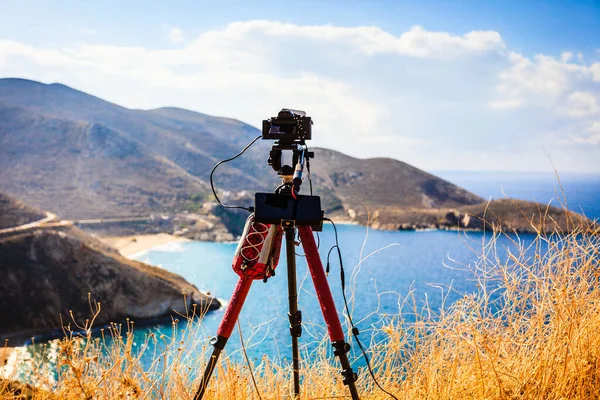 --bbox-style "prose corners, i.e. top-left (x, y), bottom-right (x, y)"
top-left (2, 217), bottom-right (599, 399)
